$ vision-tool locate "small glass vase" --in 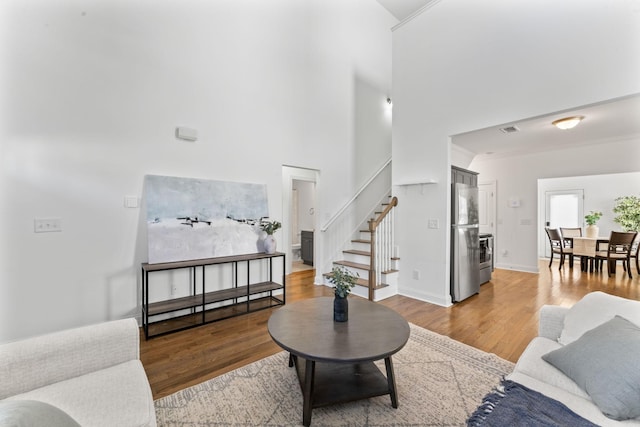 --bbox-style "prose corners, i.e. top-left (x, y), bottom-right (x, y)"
top-left (333, 295), bottom-right (348, 322)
